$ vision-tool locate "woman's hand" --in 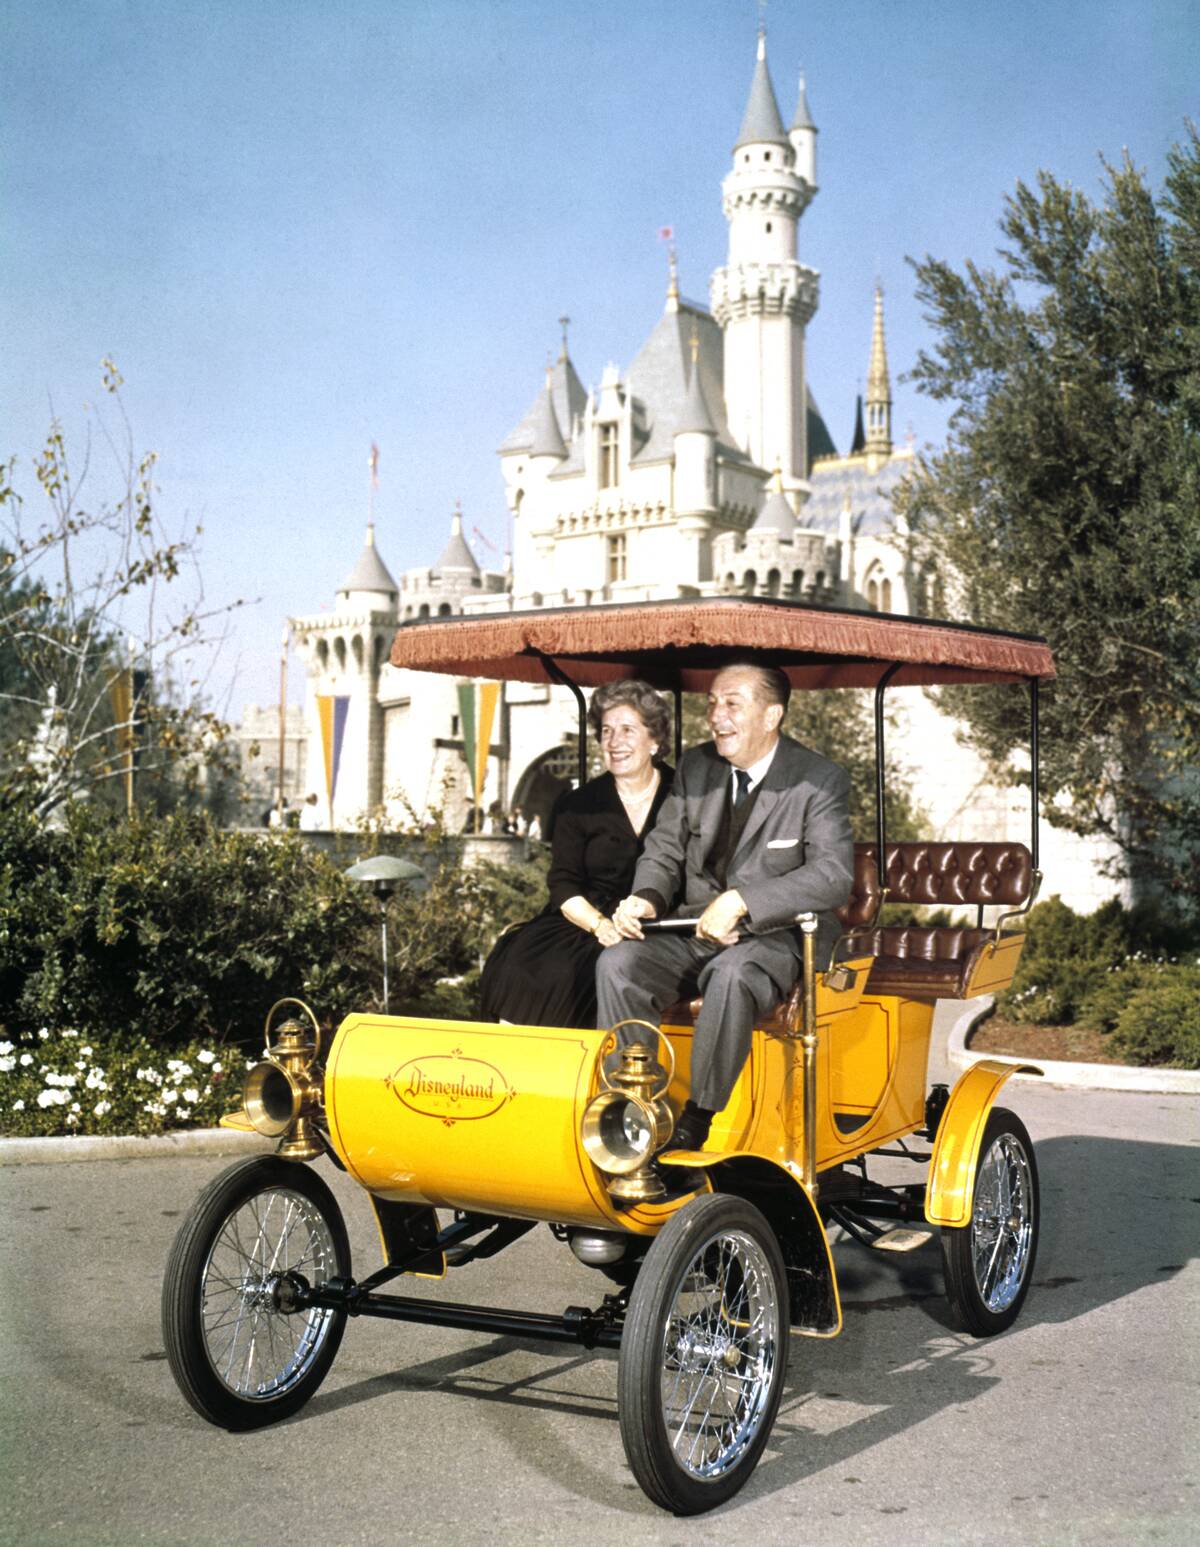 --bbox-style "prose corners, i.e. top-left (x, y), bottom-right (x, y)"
top-left (593, 917), bottom-right (622, 948)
